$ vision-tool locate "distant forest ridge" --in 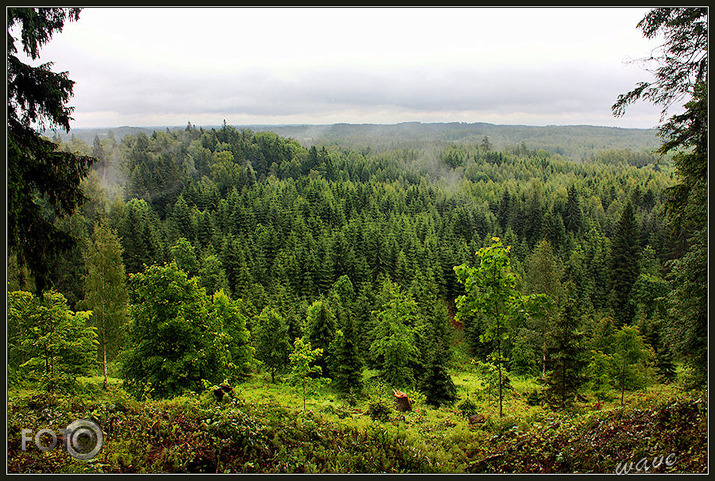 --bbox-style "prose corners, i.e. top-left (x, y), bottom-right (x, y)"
top-left (54, 122), bottom-right (662, 161)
